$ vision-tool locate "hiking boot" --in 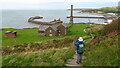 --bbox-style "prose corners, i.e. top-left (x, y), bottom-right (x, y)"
top-left (76, 61), bottom-right (80, 64)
